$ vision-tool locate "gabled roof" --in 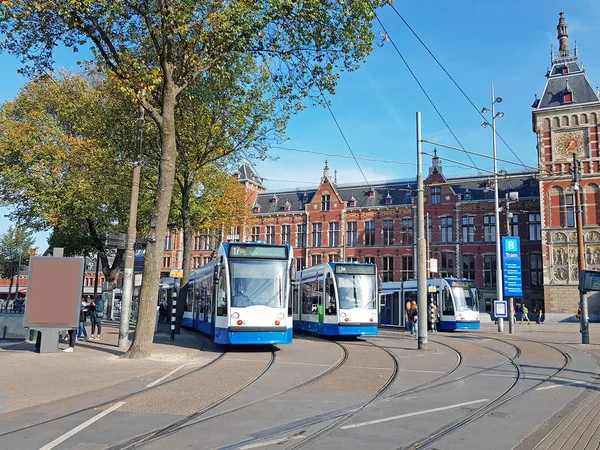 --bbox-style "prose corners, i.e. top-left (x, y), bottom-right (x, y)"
top-left (253, 171), bottom-right (539, 214)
